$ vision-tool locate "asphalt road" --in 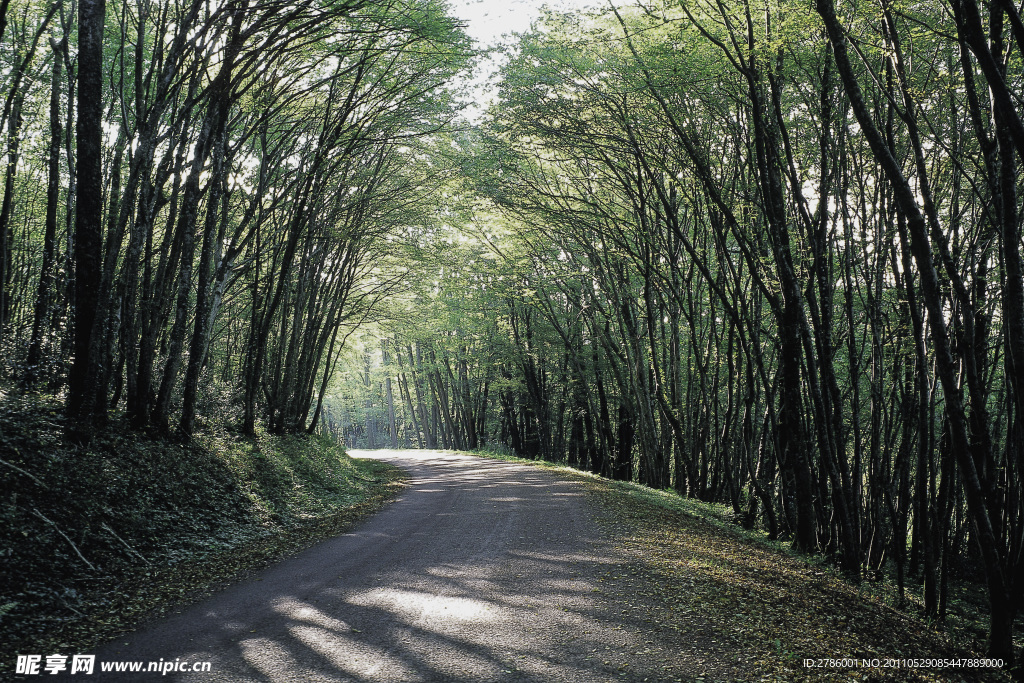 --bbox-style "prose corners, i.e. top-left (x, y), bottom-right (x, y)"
top-left (88, 450), bottom-right (693, 682)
